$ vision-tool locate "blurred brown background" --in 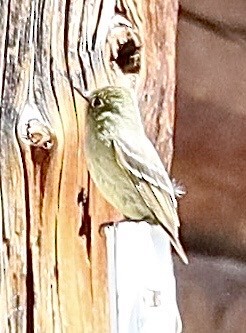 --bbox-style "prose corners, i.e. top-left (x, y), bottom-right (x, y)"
top-left (172, 1), bottom-right (246, 331)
